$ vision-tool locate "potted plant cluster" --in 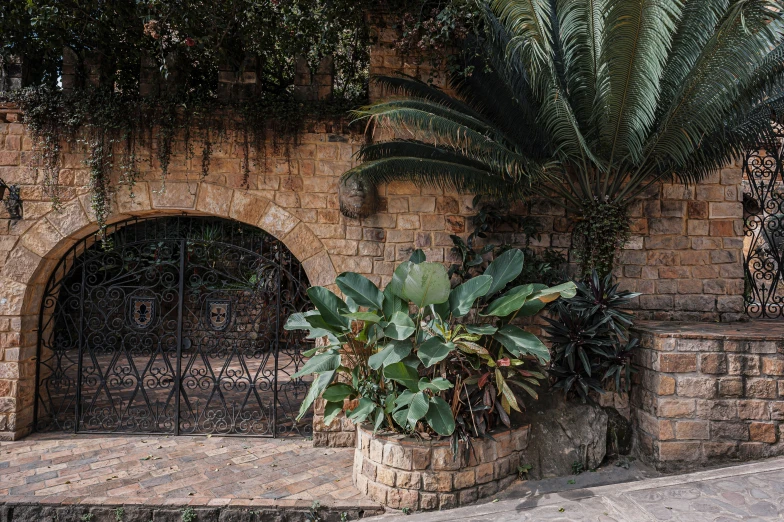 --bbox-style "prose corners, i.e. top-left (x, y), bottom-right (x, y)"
top-left (286, 248), bottom-right (575, 438)
top-left (284, 248), bottom-right (576, 508)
